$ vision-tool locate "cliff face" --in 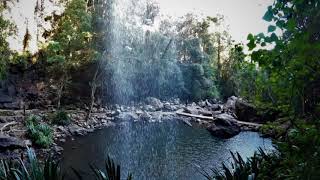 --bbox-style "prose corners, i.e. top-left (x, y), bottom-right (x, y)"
top-left (3, 0), bottom-right (64, 54)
